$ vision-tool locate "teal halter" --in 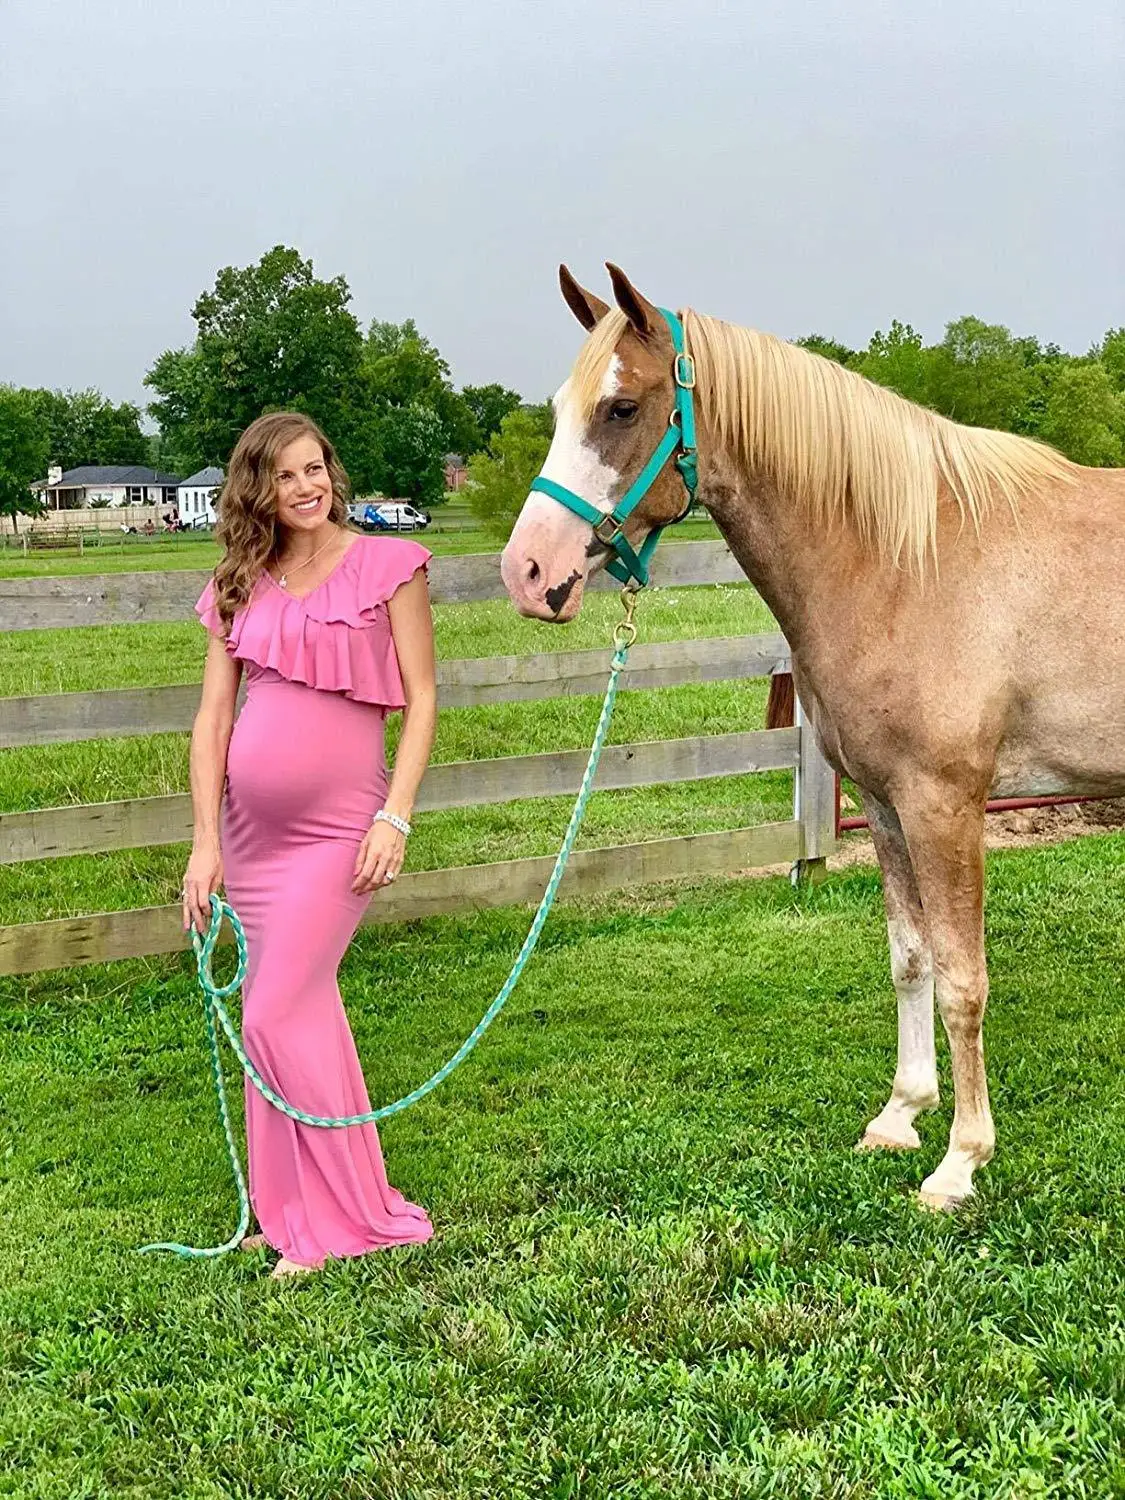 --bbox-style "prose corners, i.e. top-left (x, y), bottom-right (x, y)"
top-left (529, 307), bottom-right (698, 589)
